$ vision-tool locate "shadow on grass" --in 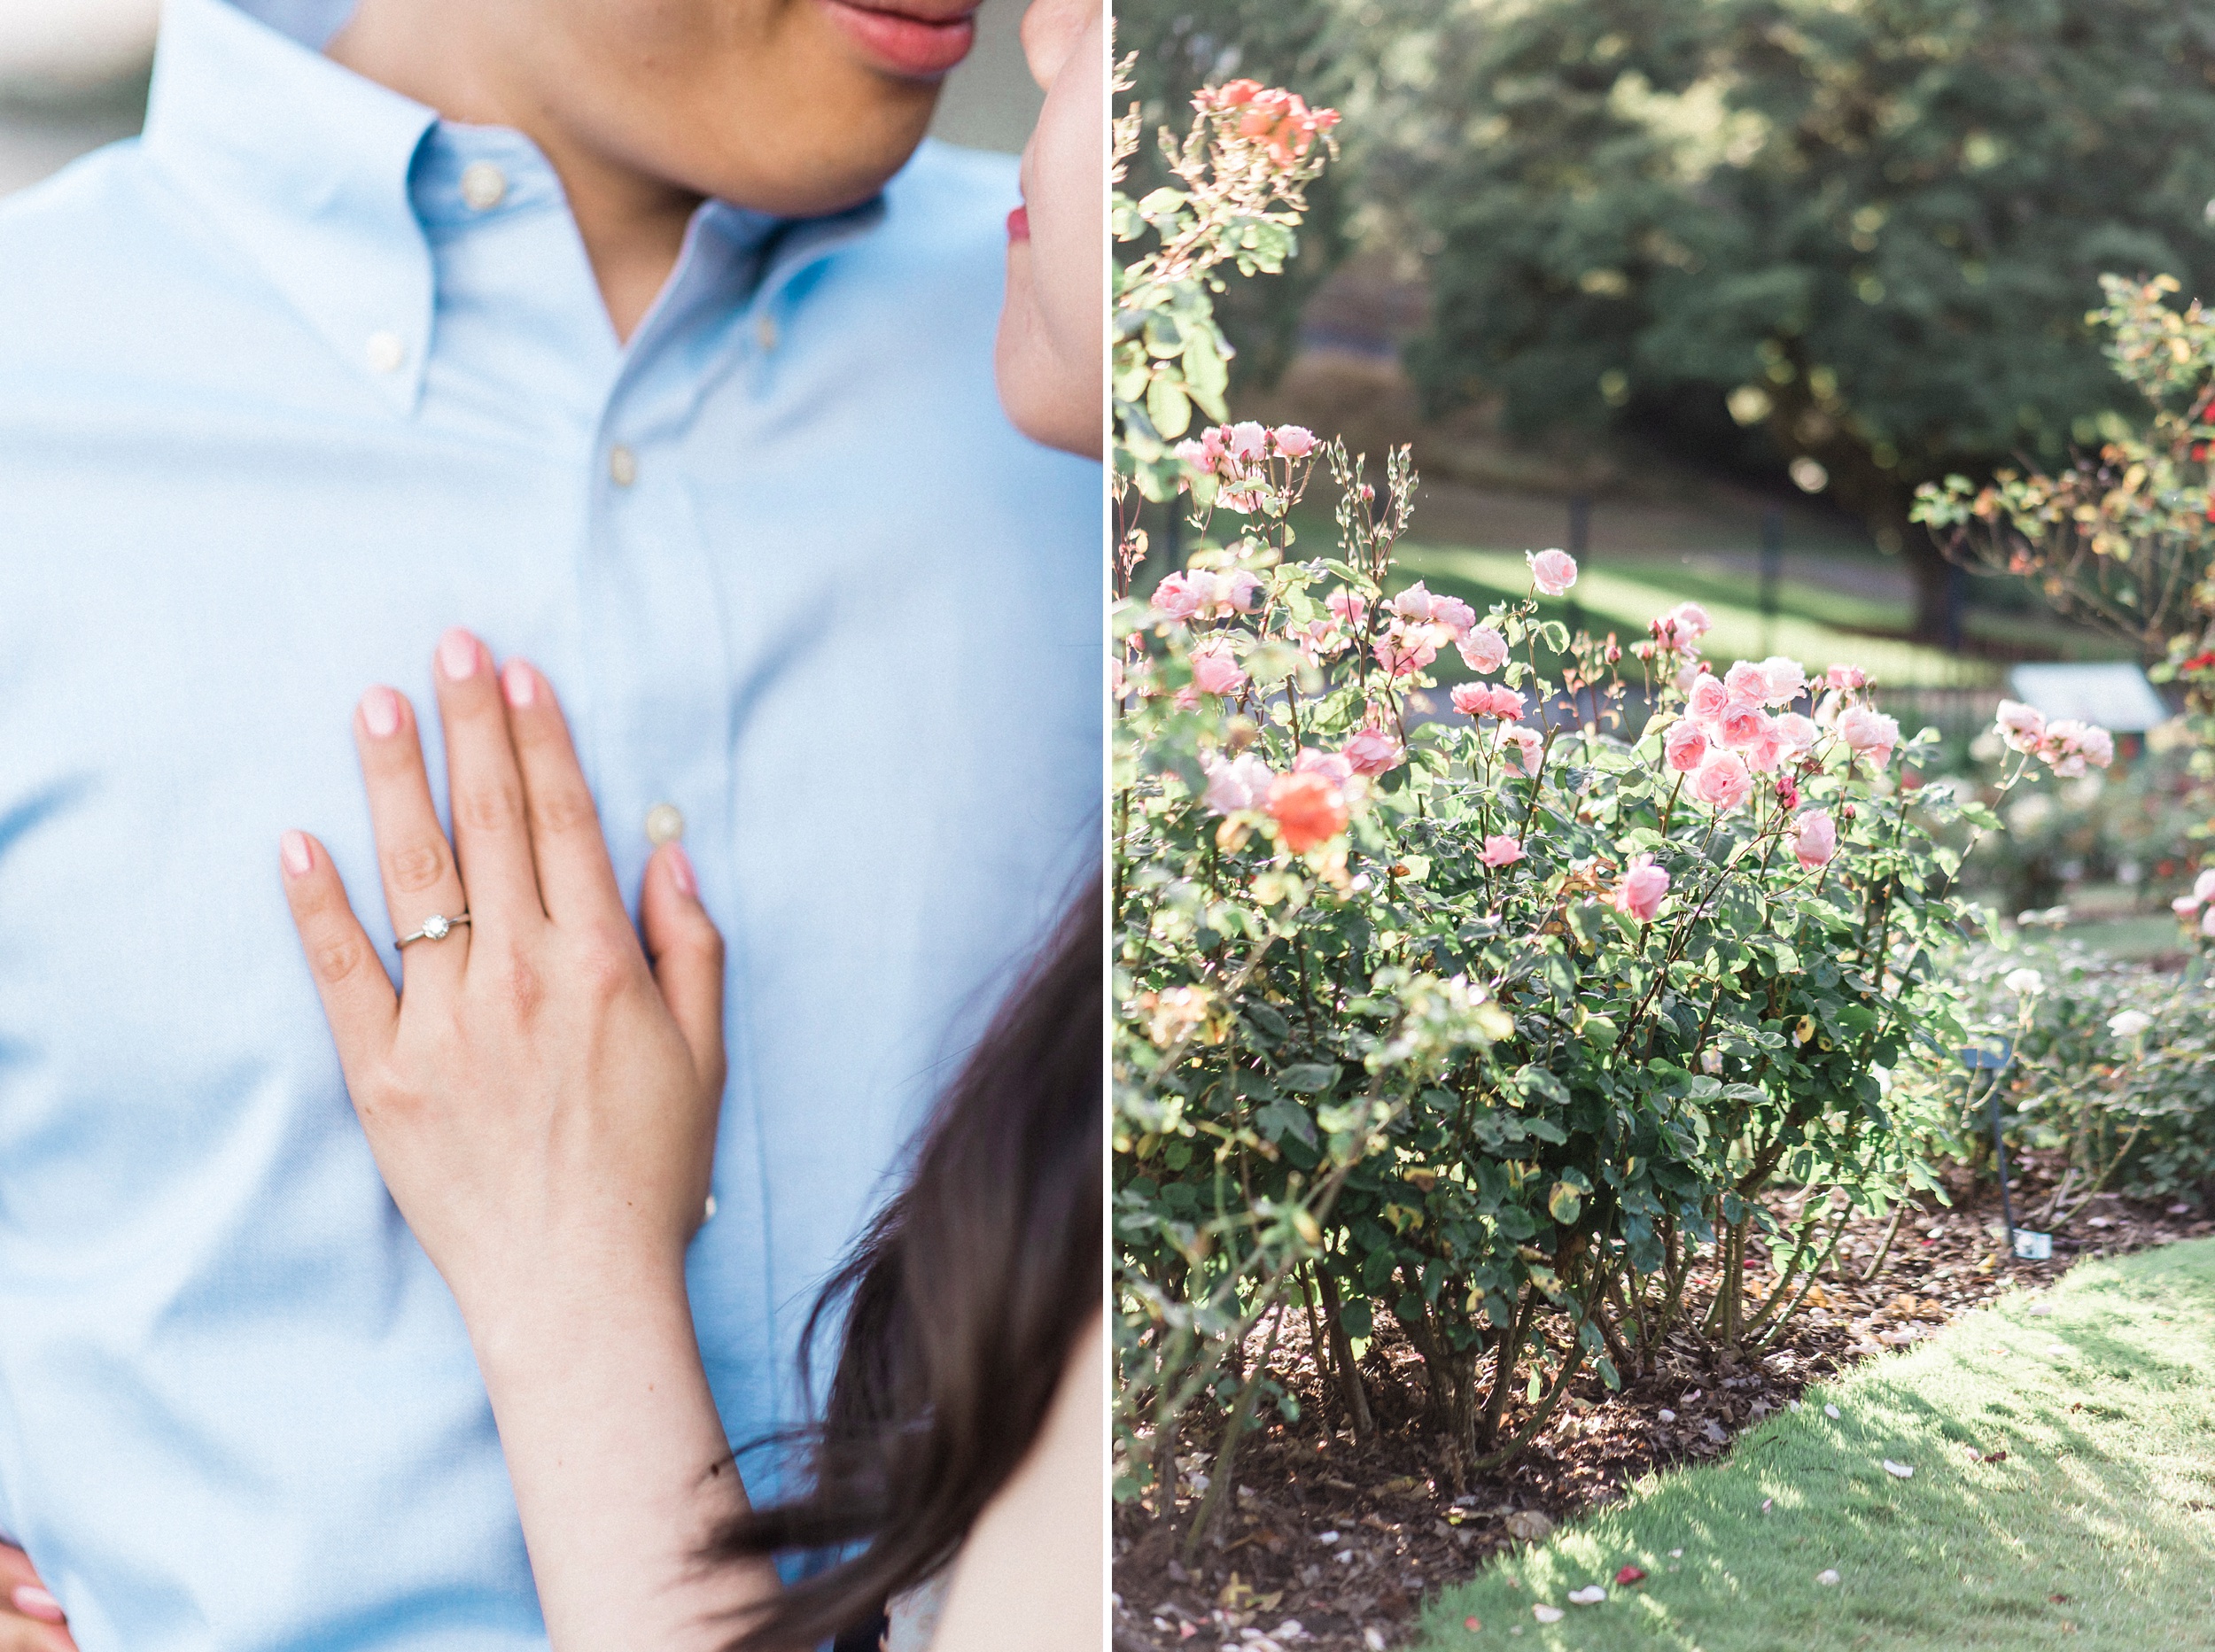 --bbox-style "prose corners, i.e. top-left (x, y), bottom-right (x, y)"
top-left (1412, 1239), bottom-right (2215, 1652)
